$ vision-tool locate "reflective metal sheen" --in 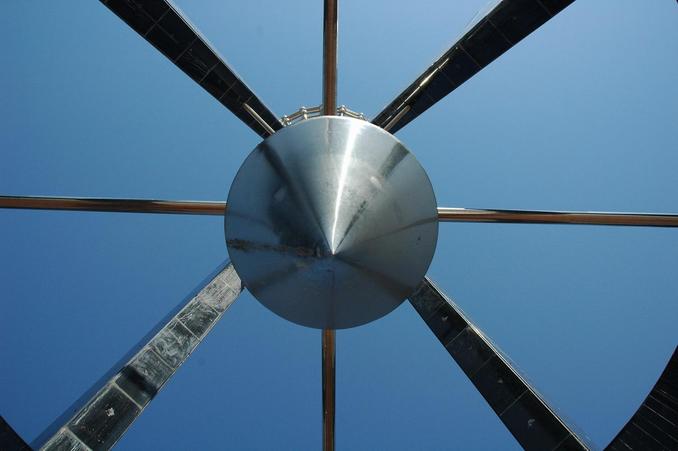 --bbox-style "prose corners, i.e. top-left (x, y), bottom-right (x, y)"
top-left (438, 207), bottom-right (678, 227)
top-left (225, 116), bottom-right (438, 329)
